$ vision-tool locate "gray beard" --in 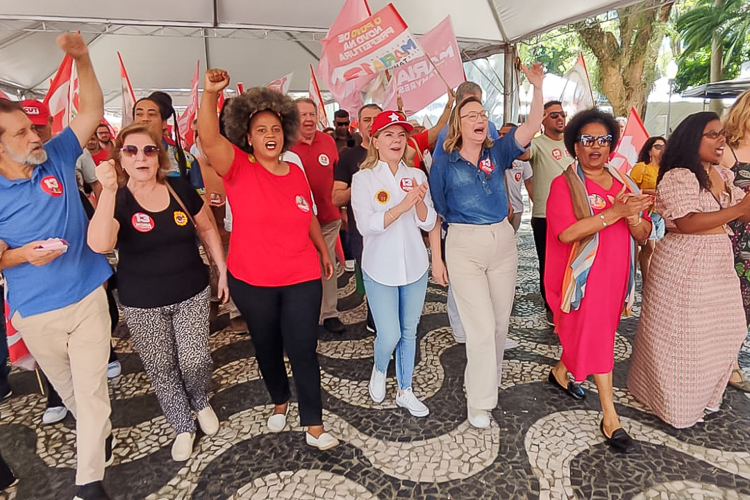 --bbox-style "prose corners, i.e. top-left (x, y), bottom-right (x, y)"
top-left (3, 144), bottom-right (48, 166)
